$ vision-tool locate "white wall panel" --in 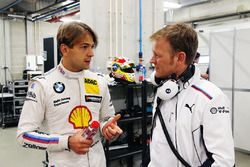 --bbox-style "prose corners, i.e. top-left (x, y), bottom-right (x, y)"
top-left (0, 18), bottom-right (4, 84)
top-left (223, 90), bottom-right (233, 119)
top-left (26, 21), bottom-right (35, 55)
top-left (234, 28), bottom-right (250, 89)
top-left (0, 19), bottom-right (12, 83)
top-left (9, 20), bottom-right (26, 80)
top-left (210, 30), bottom-right (234, 88)
top-left (197, 31), bottom-right (209, 56)
top-left (209, 27), bottom-right (250, 152)
top-left (234, 92), bottom-right (250, 151)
